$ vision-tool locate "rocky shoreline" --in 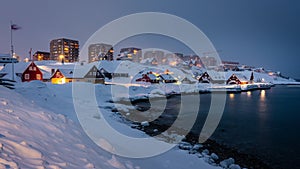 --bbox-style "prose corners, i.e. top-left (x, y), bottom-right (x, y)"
top-left (134, 122), bottom-right (272, 169)
top-left (111, 95), bottom-right (273, 169)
